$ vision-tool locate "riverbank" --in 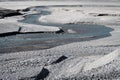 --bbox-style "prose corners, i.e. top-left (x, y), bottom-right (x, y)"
top-left (0, 1), bottom-right (120, 80)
